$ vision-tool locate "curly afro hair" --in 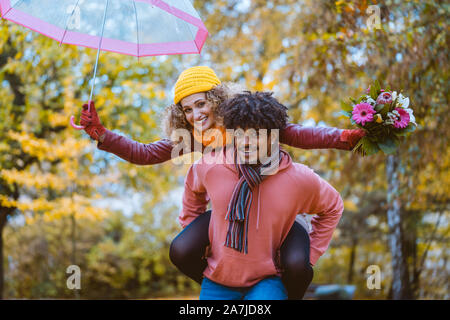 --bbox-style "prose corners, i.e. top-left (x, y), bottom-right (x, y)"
top-left (219, 91), bottom-right (289, 131)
